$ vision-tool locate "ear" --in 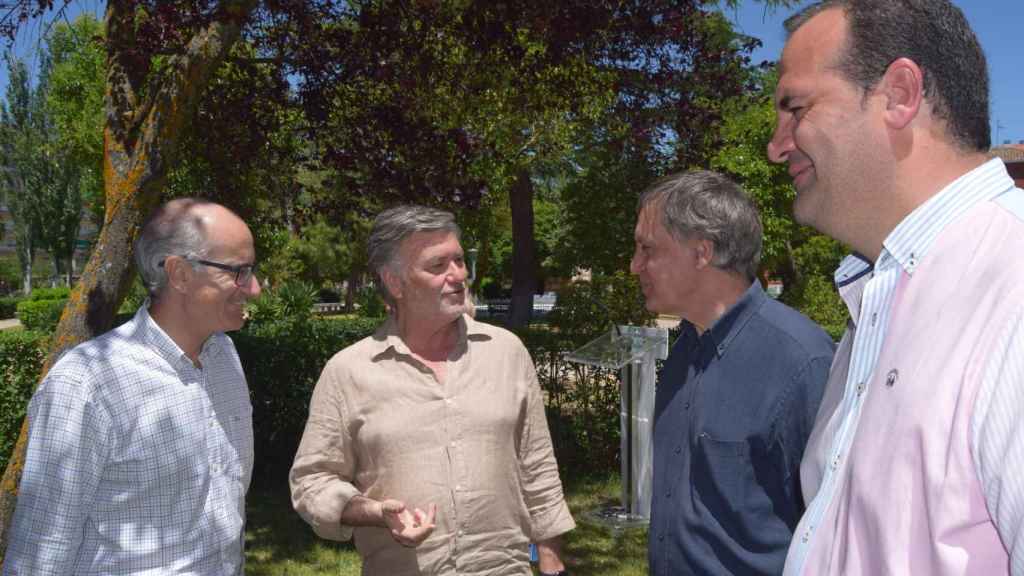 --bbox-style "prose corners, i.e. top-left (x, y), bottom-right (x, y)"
top-left (381, 268), bottom-right (403, 301)
top-left (694, 238), bottom-right (715, 269)
top-left (163, 255), bottom-right (194, 295)
top-left (879, 57), bottom-right (924, 130)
